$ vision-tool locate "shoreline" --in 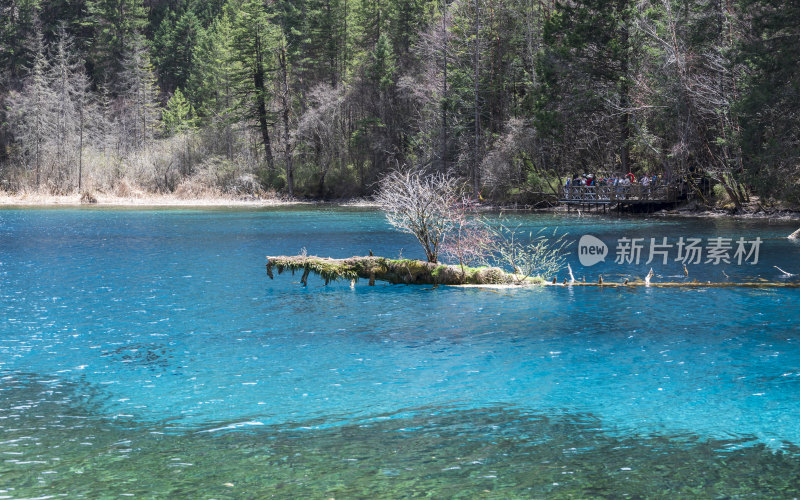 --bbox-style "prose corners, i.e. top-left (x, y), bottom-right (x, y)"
top-left (0, 191), bottom-right (380, 209)
top-left (1, 191), bottom-right (798, 220)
